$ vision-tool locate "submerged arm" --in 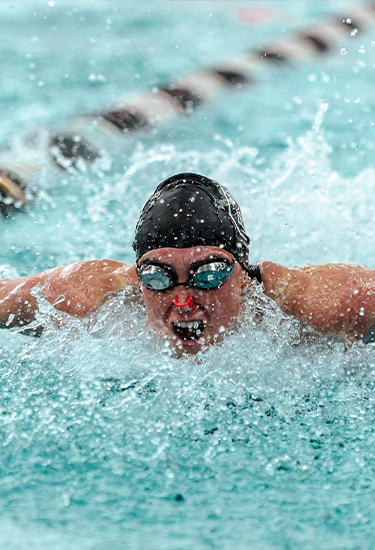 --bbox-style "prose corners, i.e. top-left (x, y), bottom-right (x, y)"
top-left (259, 261), bottom-right (375, 340)
top-left (0, 259), bottom-right (138, 329)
